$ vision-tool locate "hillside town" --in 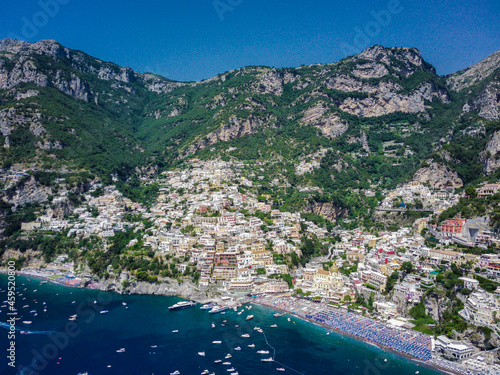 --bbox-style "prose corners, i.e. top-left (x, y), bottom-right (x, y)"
top-left (9, 159), bottom-right (500, 373)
